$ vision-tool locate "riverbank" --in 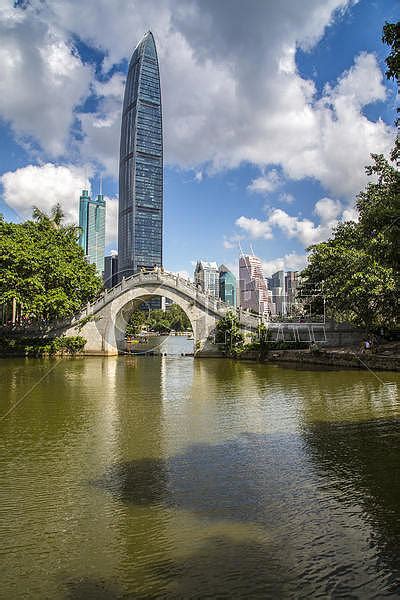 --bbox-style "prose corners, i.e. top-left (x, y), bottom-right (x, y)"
top-left (240, 343), bottom-right (400, 372)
